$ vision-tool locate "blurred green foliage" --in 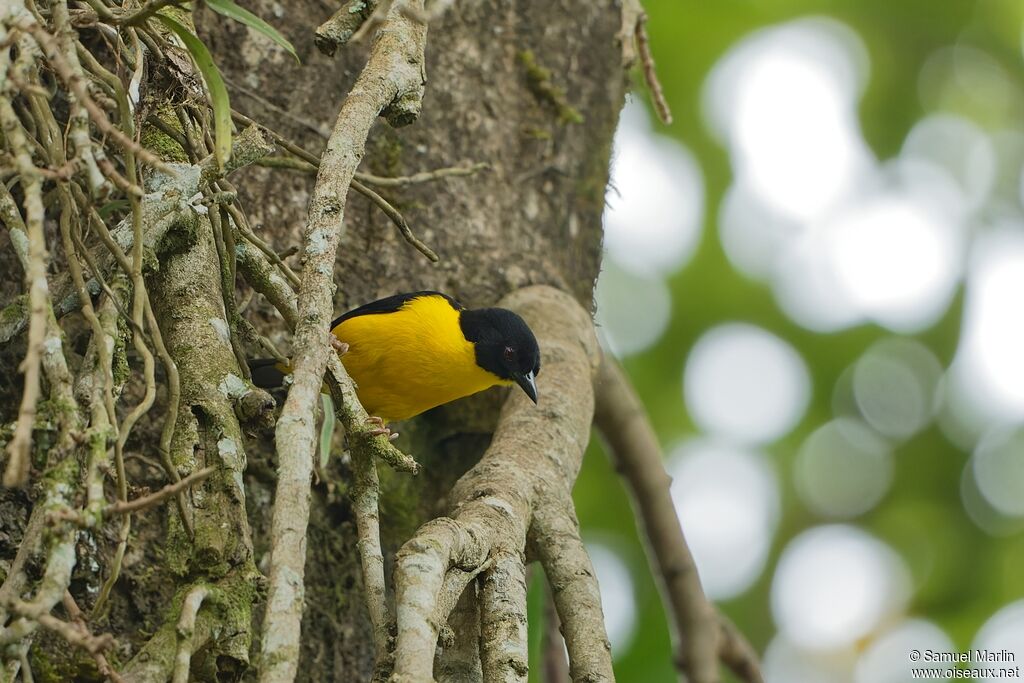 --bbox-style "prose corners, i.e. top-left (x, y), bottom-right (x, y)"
top-left (525, 1), bottom-right (1024, 681)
